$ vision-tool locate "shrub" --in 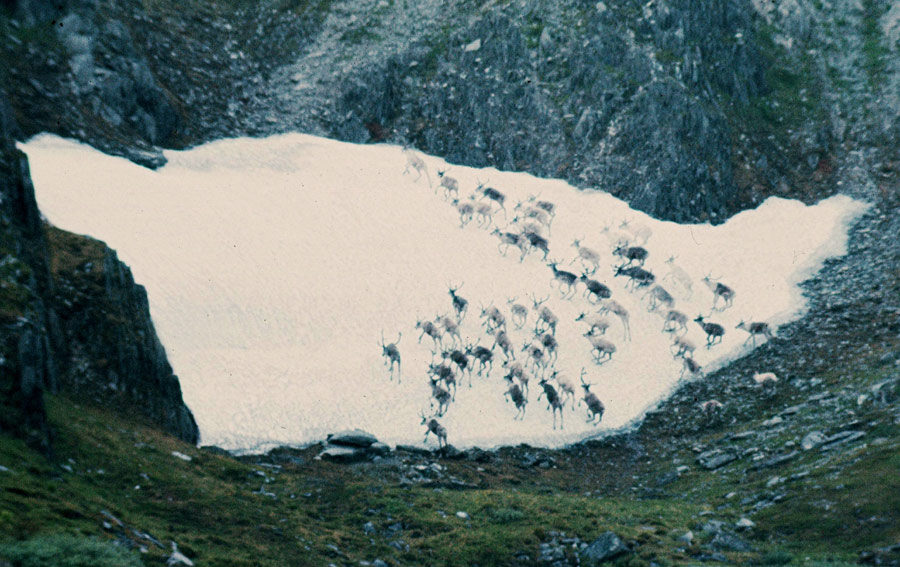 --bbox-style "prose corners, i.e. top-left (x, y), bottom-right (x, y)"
top-left (0, 534), bottom-right (142, 567)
